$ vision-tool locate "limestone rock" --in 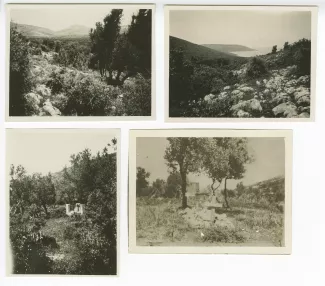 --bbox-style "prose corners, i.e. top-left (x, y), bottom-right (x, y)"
top-left (231, 99), bottom-right (262, 116)
top-left (298, 112), bottom-right (310, 118)
top-left (204, 93), bottom-right (216, 102)
top-left (35, 84), bottom-right (51, 98)
top-left (272, 102), bottom-right (298, 118)
top-left (272, 92), bottom-right (290, 105)
top-left (294, 88), bottom-right (310, 106)
top-left (42, 100), bottom-right (61, 116)
top-left (239, 86), bottom-right (254, 93)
